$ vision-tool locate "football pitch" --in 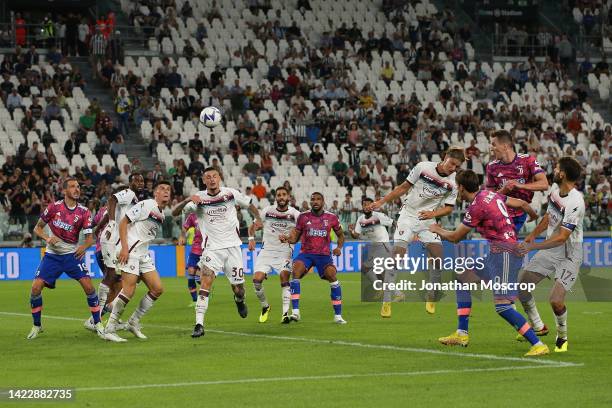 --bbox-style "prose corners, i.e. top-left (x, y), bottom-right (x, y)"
top-left (1, 273), bottom-right (610, 408)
